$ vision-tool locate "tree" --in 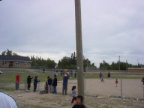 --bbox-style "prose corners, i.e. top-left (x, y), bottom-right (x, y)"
top-left (1, 49), bottom-right (18, 56)
top-left (99, 60), bottom-right (142, 70)
top-left (58, 52), bottom-right (96, 69)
